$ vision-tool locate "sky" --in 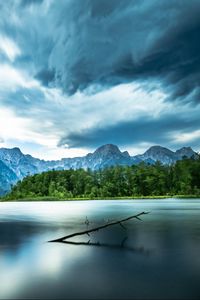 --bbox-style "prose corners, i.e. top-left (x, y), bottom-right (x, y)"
top-left (0, 0), bottom-right (200, 159)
